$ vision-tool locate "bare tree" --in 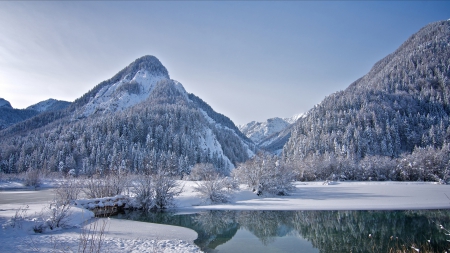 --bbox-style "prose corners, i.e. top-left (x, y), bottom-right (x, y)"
top-left (83, 172), bottom-right (130, 199)
top-left (55, 178), bottom-right (82, 205)
top-left (24, 168), bottom-right (41, 188)
top-left (189, 163), bottom-right (220, 181)
top-left (233, 153), bottom-right (295, 196)
top-left (132, 170), bottom-right (182, 211)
